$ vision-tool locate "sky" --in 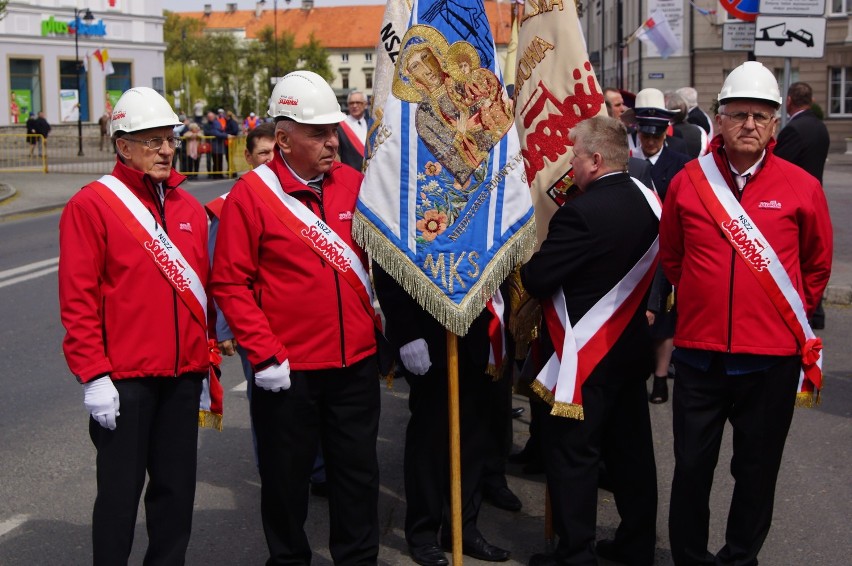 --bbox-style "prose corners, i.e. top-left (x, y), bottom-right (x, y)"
top-left (171, 0), bottom-right (385, 12)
